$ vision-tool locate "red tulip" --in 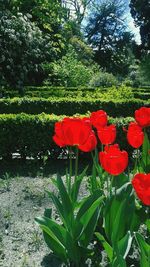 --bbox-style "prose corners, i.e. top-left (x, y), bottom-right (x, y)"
top-left (135, 107), bottom-right (150, 128)
top-left (53, 121), bottom-right (67, 147)
top-left (132, 173), bottom-right (150, 206)
top-left (53, 117), bottom-right (97, 152)
top-left (78, 130), bottom-right (97, 152)
top-left (97, 124), bottom-right (116, 145)
top-left (99, 144), bottom-right (128, 175)
top-left (127, 122), bottom-right (144, 148)
top-left (90, 110), bottom-right (108, 129)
